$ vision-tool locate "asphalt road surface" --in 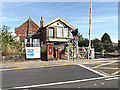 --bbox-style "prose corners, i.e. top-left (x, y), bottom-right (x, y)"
top-left (2, 58), bottom-right (120, 90)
